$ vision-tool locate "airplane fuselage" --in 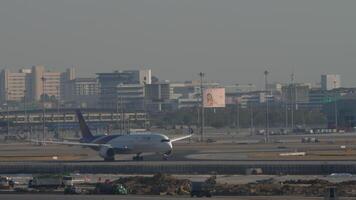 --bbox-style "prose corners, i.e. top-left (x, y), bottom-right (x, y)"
top-left (87, 133), bottom-right (173, 155)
